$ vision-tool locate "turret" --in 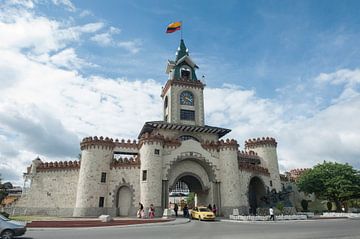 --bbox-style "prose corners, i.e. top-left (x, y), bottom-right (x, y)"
top-left (219, 139), bottom-right (241, 216)
top-left (138, 133), bottom-right (164, 216)
top-left (245, 137), bottom-right (281, 192)
top-left (73, 136), bottom-right (115, 217)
